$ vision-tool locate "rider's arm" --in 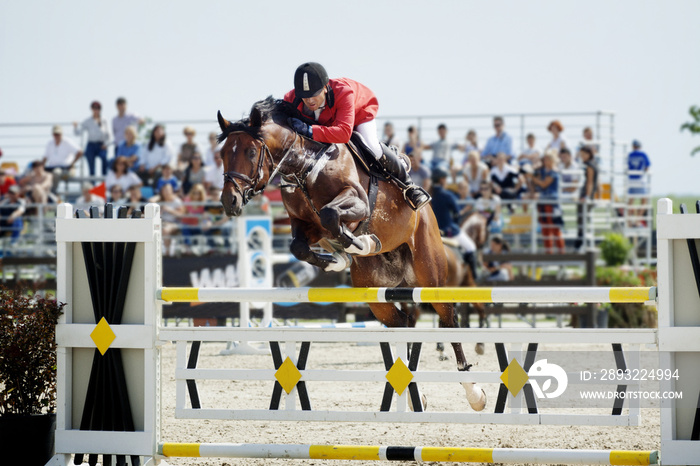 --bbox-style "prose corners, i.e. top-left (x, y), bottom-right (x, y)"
top-left (310, 87), bottom-right (356, 144)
